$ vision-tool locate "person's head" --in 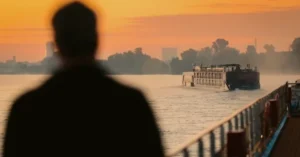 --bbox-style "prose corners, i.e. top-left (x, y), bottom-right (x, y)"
top-left (52, 2), bottom-right (98, 63)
